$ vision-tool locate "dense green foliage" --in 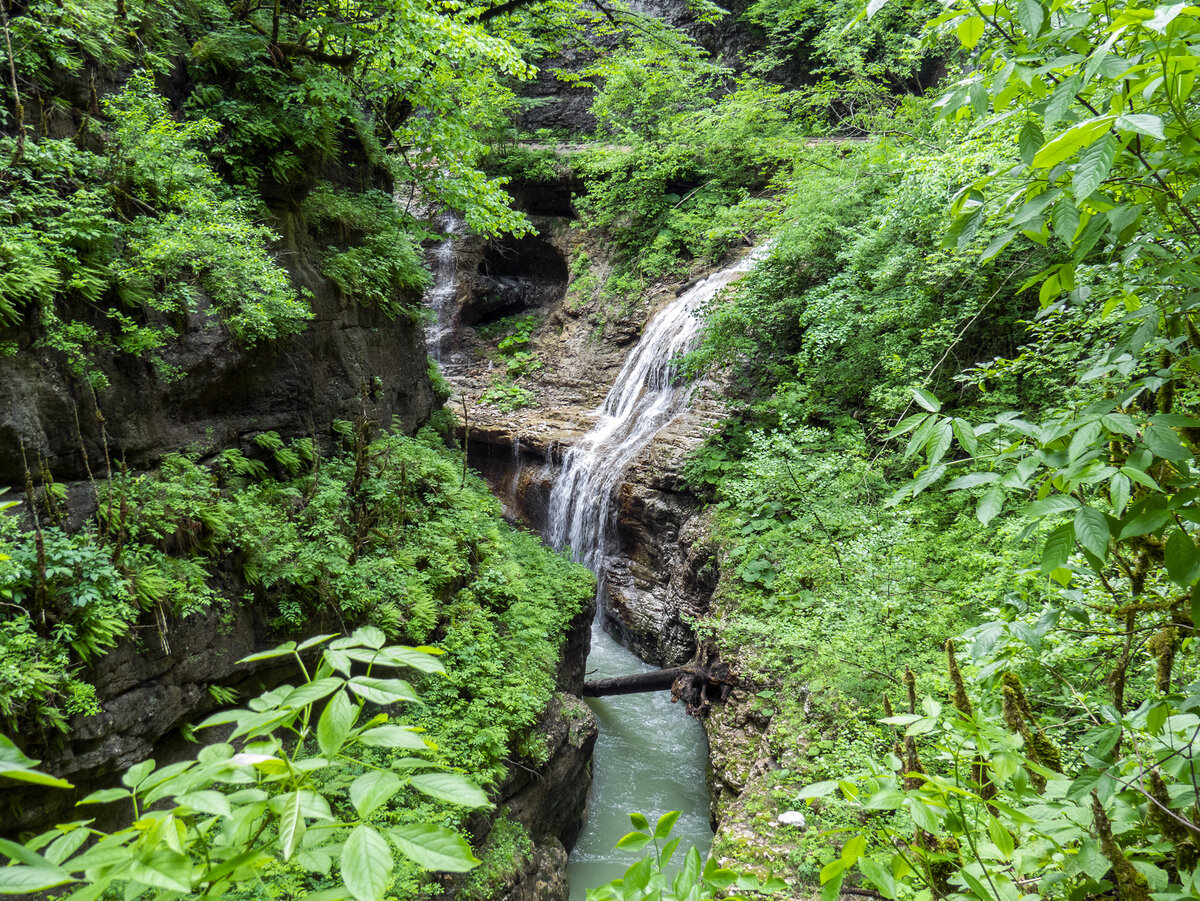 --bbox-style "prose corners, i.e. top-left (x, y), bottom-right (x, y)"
top-left (0, 74), bottom-right (309, 384)
top-left (0, 0), bottom-right (553, 380)
top-left (0, 631), bottom-right (491, 900)
top-left (662, 0), bottom-right (1200, 896)
top-left (0, 422), bottom-right (592, 766)
top-left (0, 422), bottom-right (594, 896)
top-left (7, 0), bottom-right (1200, 897)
